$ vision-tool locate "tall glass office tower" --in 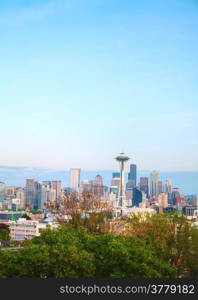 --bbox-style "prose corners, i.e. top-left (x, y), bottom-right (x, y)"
top-left (69, 168), bottom-right (81, 192)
